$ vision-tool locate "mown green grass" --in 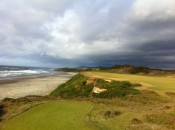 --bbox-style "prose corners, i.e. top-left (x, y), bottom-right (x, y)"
top-left (0, 101), bottom-right (99, 130)
top-left (82, 71), bottom-right (175, 94)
